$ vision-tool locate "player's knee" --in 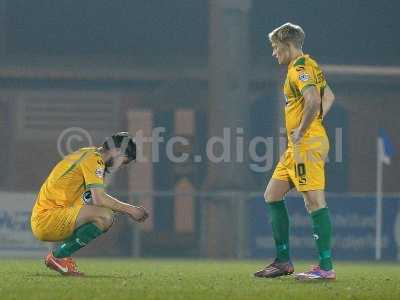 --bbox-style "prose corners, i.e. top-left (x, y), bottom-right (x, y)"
top-left (264, 190), bottom-right (272, 203)
top-left (304, 199), bottom-right (326, 213)
top-left (264, 185), bottom-right (279, 203)
top-left (93, 210), bottom-right (114, 231)
top-left (303, 201), bottom-right (312, 213)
